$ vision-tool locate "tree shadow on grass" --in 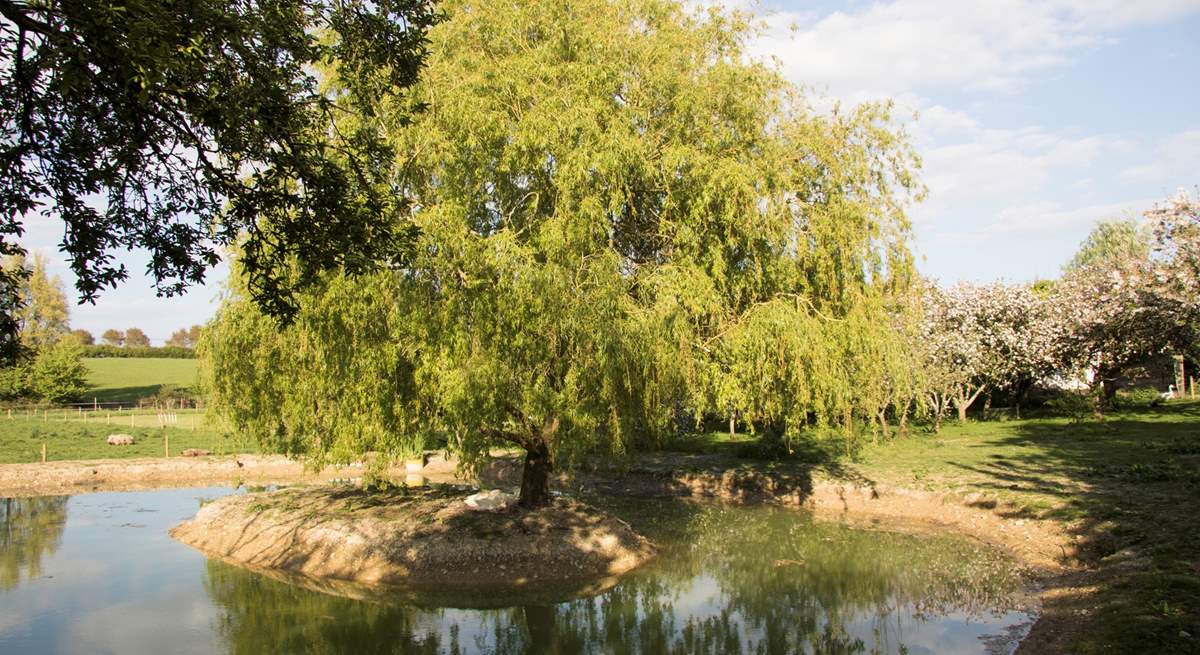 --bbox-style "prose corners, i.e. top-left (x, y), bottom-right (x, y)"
top-left (87, 385), bottom-right (170, 404)
top-left (944, 403), bottom-right (1200, 653)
